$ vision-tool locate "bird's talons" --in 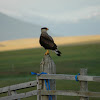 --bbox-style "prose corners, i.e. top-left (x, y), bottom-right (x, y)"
top-left (45, 50), bottom-right (49, 55)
